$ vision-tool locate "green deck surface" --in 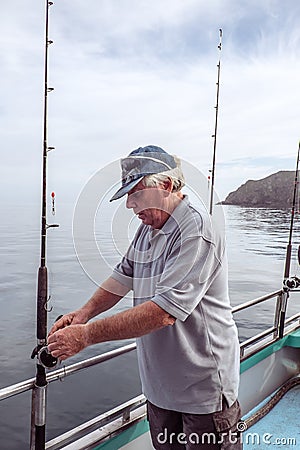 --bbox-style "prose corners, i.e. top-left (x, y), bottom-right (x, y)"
top-left (243, 385), bottom-right (300, 449)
